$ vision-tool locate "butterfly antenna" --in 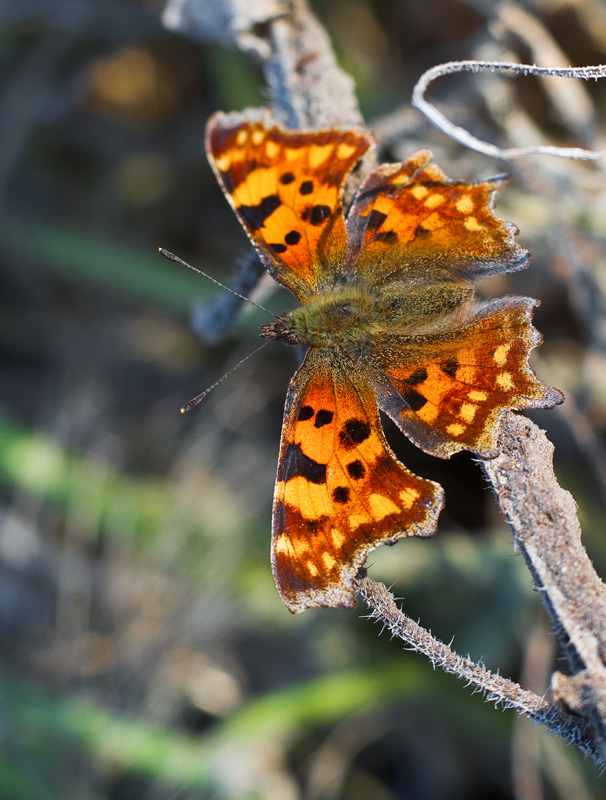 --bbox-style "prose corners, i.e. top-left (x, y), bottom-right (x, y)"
top-left (159, 248), bottom-right (278, 318)
top-left (180, 341), bottom-right (270, 413)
